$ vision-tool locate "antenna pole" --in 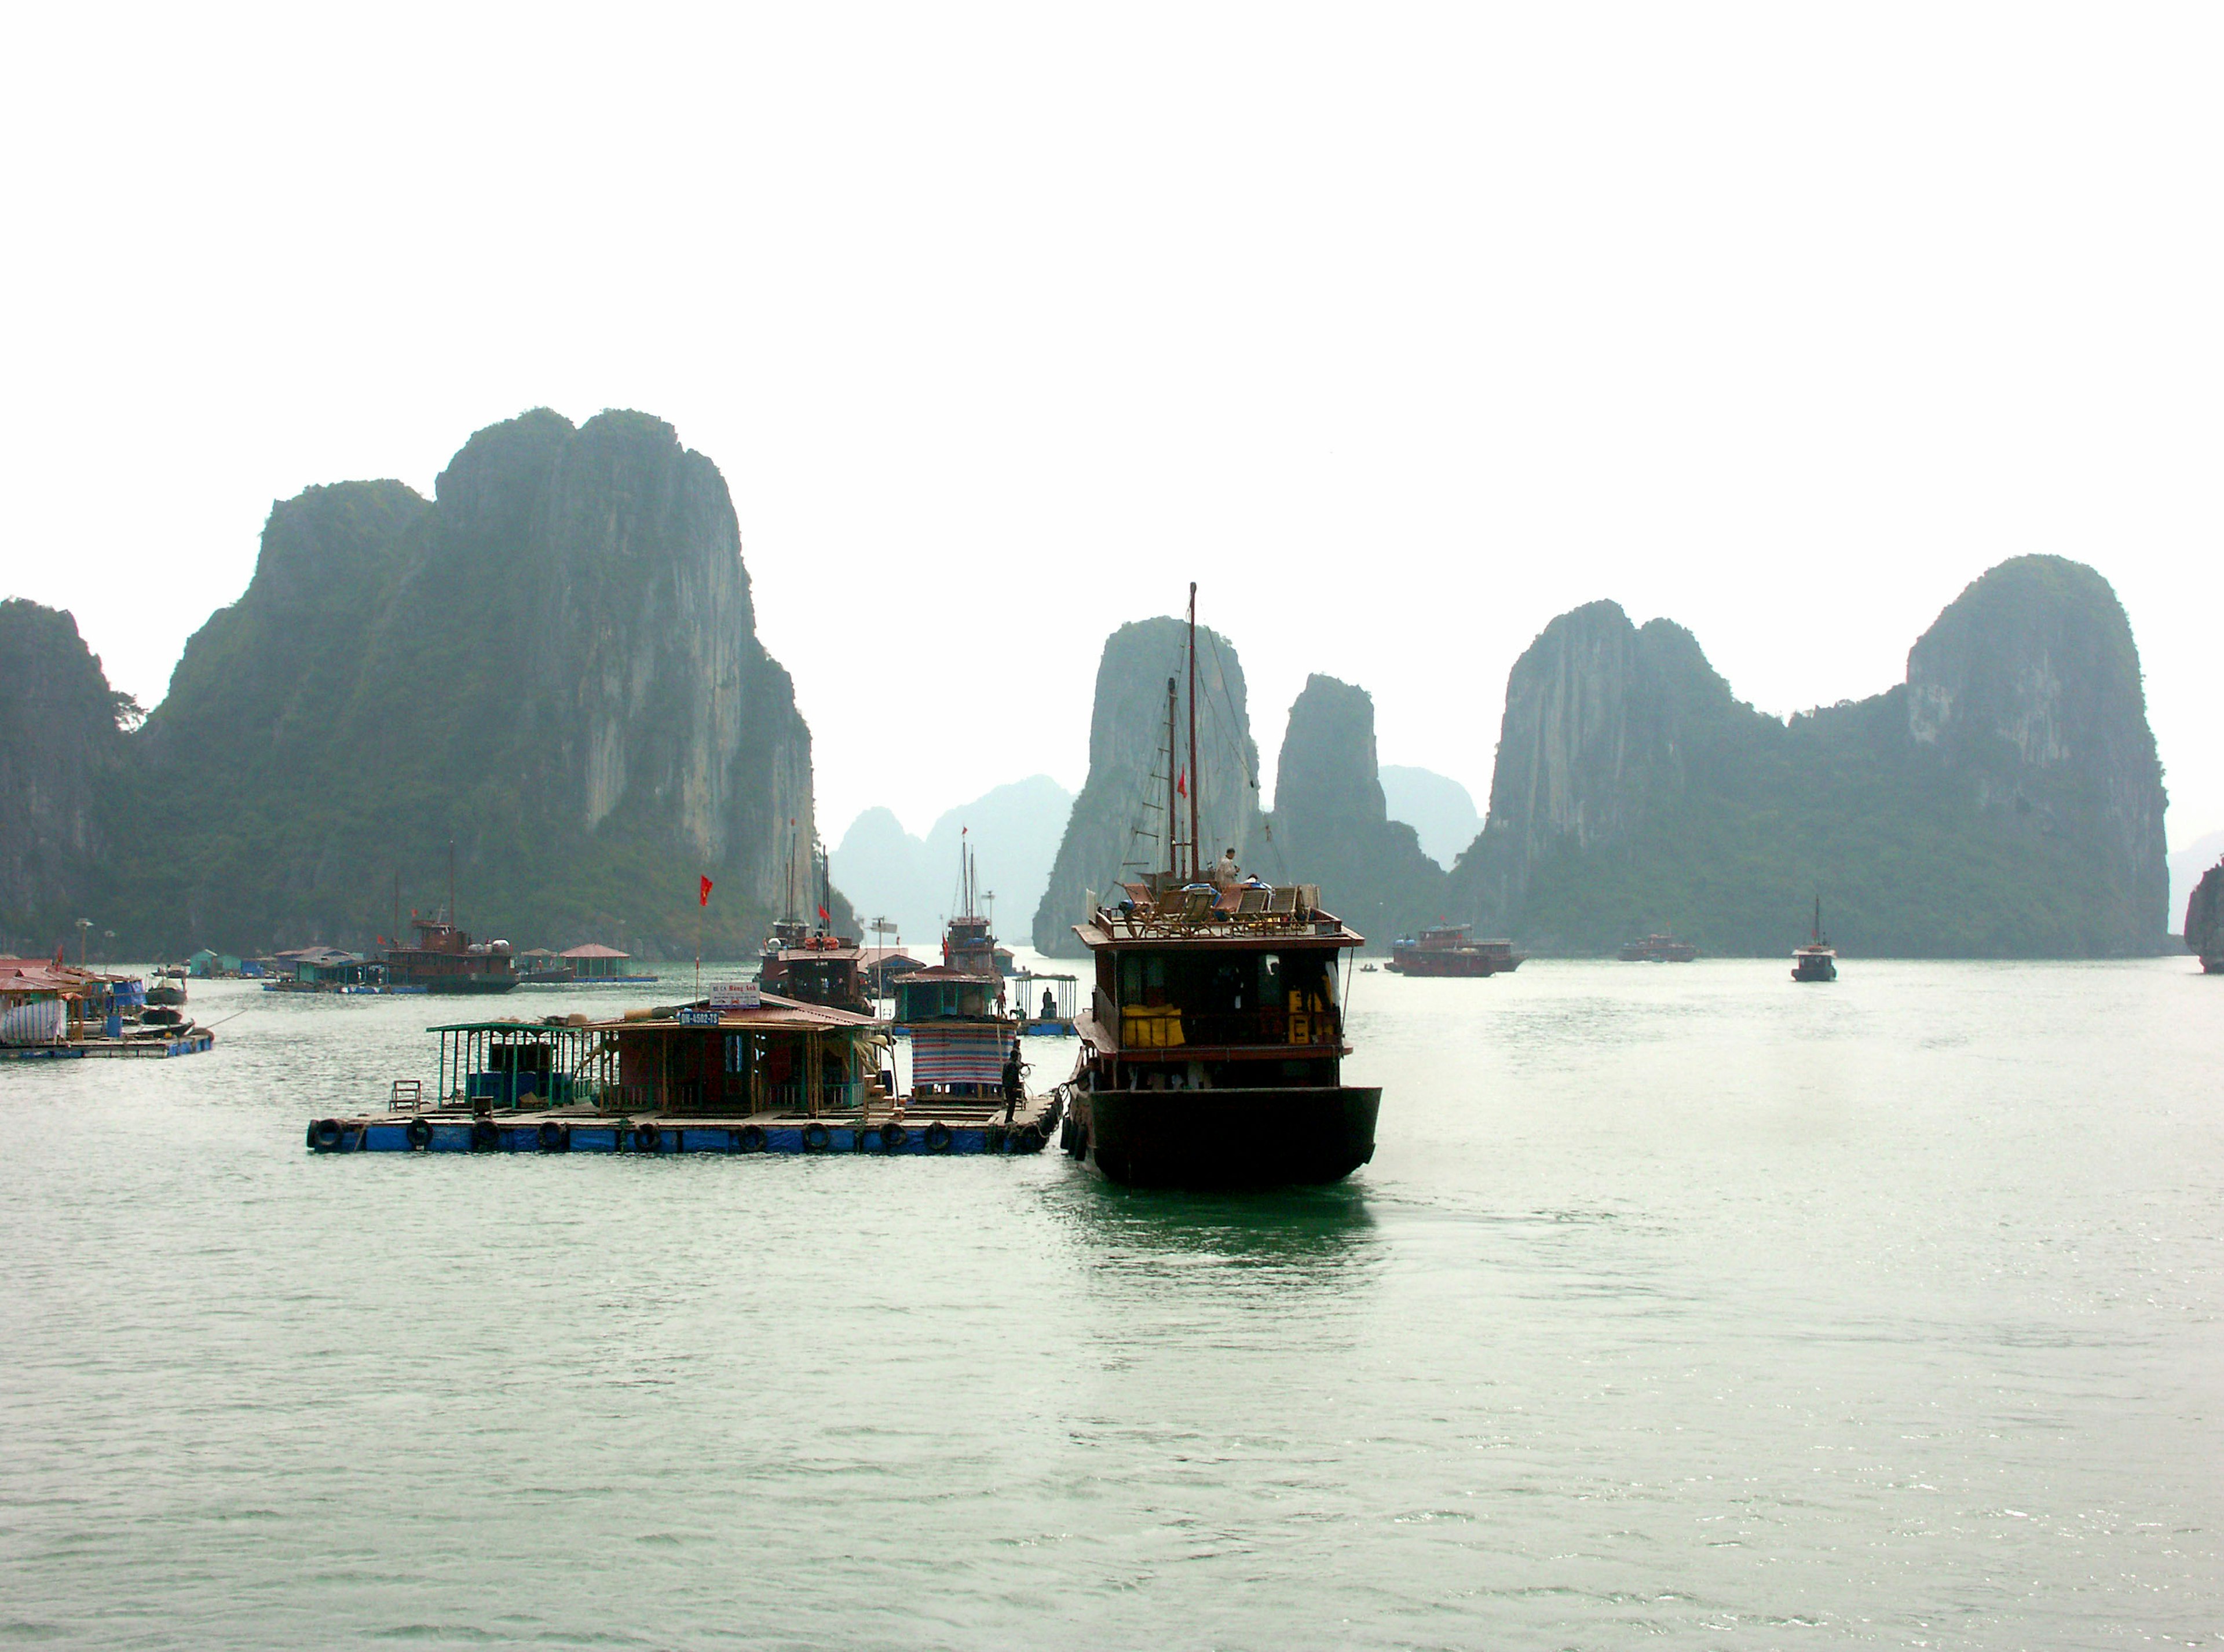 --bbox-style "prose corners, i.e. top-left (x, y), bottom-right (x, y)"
top-left (1165, 676), bottom-right (1179, 879)
top-left (448, 839), bottom-right (456, 928)
top-left (1186, 582), bottom-right (1200, 882)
